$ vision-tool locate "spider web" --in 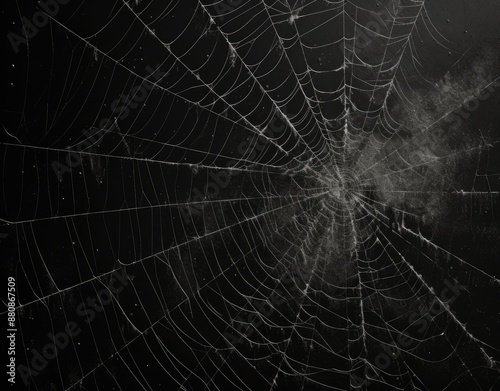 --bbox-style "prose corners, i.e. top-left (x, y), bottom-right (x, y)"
top-left (2, 0), bottom-right (500, 390)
